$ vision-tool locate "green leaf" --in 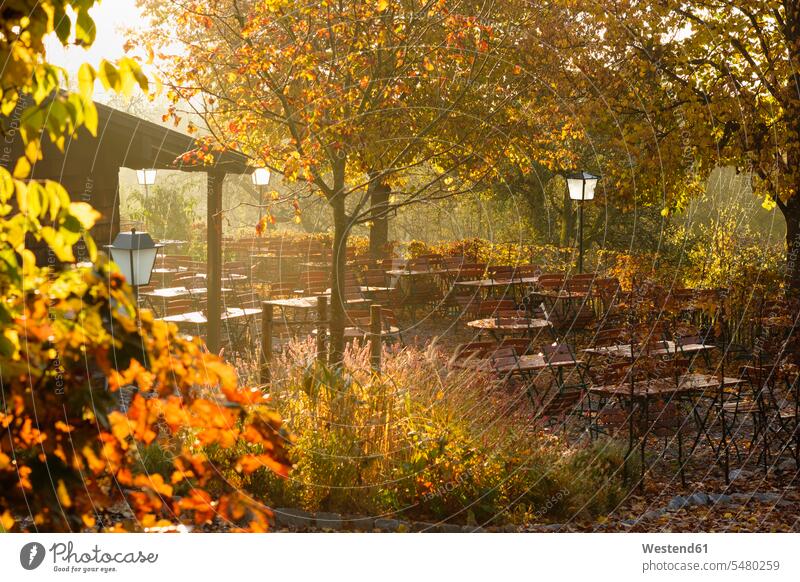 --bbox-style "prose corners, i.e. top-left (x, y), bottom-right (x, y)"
top-left (75, 8), bottom-right (97, 46)
top-left (61, 215), bottom-right (84, 238)
top-left (53, 5), bottom-right (72, 44)
top-left (20, 105), bottom-right (47, 144)
top-left (0, 302), bottom-right (12, 325)
top-left (0, 333), bottom-right (15, 358)
top-left (64, 95), bottom-right (82, 129)
top-left (0, 248), bottom-right (21, 286)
